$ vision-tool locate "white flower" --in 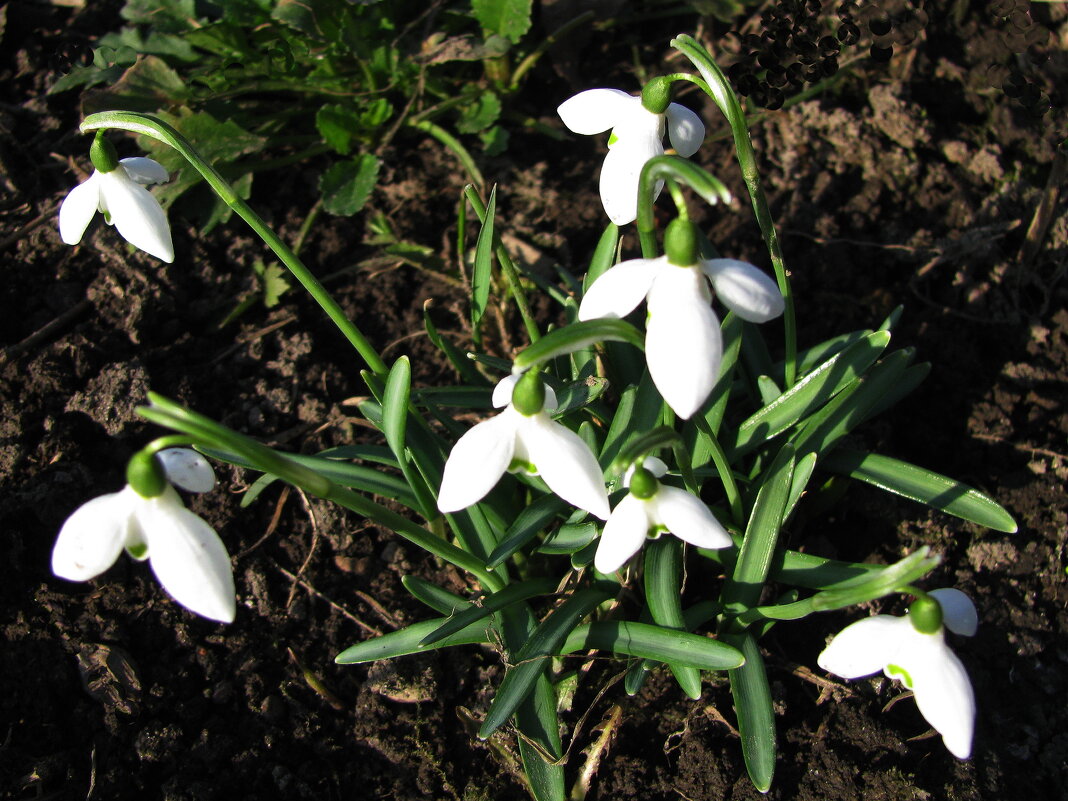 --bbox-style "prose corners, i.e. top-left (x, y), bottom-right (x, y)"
top-left (59, 156), bottom-right (174, 263)
top-left (557, 88), bottom-right (705, 225)
top-left (579, 255), bottom-right (784, 419)
top-left (51, 448), bottom-right (235, 623)
top-left (437, 375), bottom-right (610, 520)
top-left (594, 457), bottom-right (732, 573)
top-left (817, 588), bottom-right (979, 759)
